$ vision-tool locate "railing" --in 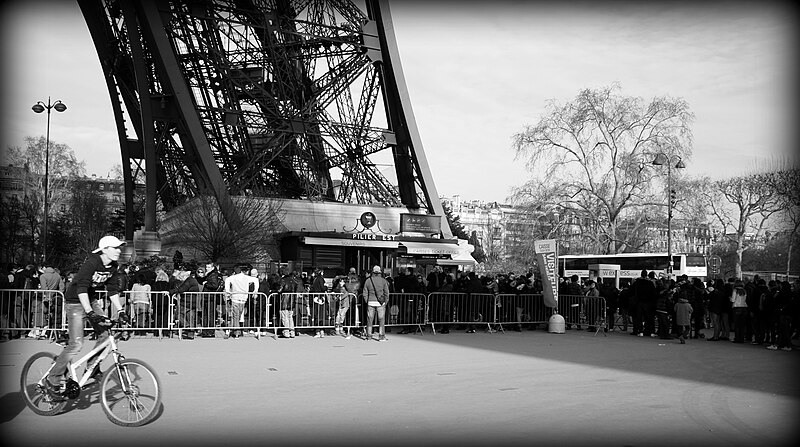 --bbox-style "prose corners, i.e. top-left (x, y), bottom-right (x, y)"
top-left (0, 288), bottom-right (609, 340)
